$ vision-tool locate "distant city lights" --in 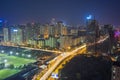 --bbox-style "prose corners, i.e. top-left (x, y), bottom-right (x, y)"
top-left (114, 30), bottom-right (120, 38)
